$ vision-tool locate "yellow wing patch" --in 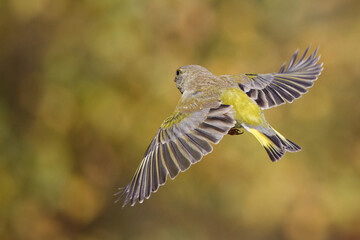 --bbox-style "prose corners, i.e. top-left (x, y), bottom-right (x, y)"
top-left (161, 112), bottom-right (187, 129)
